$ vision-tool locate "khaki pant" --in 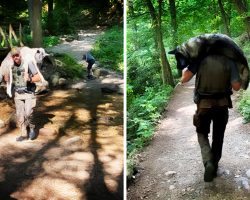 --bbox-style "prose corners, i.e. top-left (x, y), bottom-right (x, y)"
top-left (14, 92), bottom-right (36, 136)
